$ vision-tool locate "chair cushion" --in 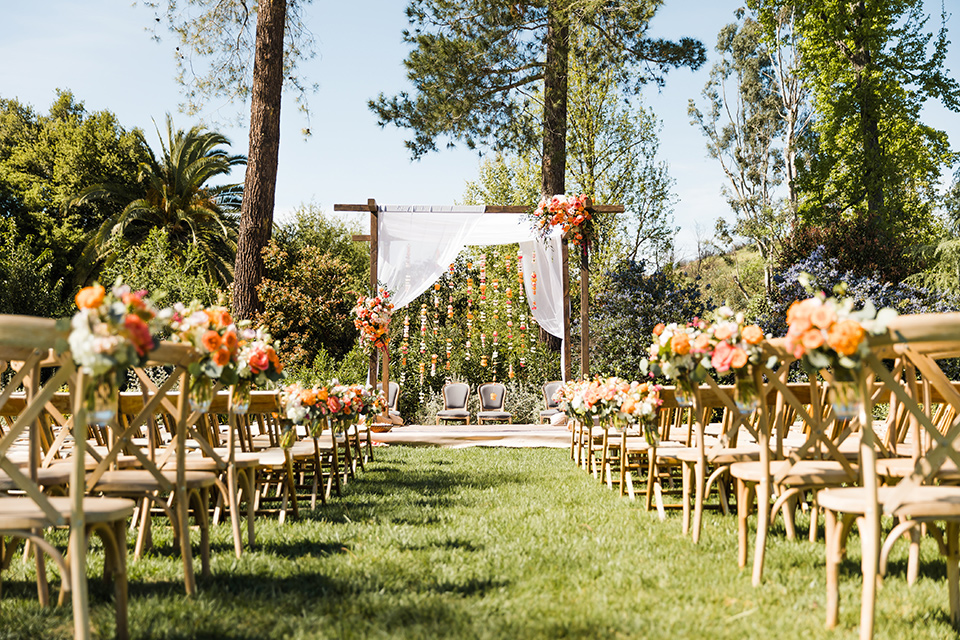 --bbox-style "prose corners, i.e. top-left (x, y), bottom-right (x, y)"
top-left (437, 409), bottom-right (470, 418)
top-left (478, 411), bottom-right (512, 420)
